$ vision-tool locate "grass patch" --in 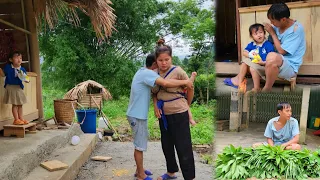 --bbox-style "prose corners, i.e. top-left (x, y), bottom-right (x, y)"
top-left (42, 88), bottom-right (66, 119)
